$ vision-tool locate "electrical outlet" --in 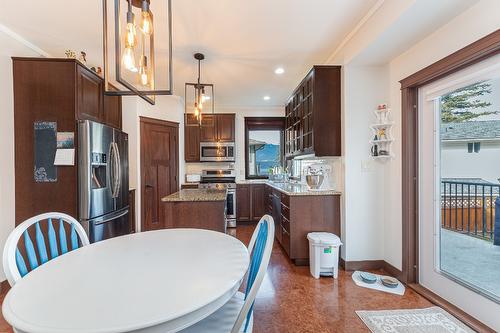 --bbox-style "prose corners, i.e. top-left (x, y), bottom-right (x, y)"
top-left (361, 160), bottom-right (372, 172)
